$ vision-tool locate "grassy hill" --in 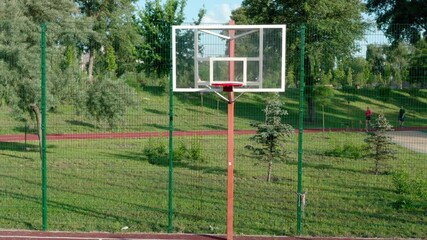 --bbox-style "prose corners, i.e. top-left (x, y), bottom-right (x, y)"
top-left (1, 88), bottom-right (426, 135)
